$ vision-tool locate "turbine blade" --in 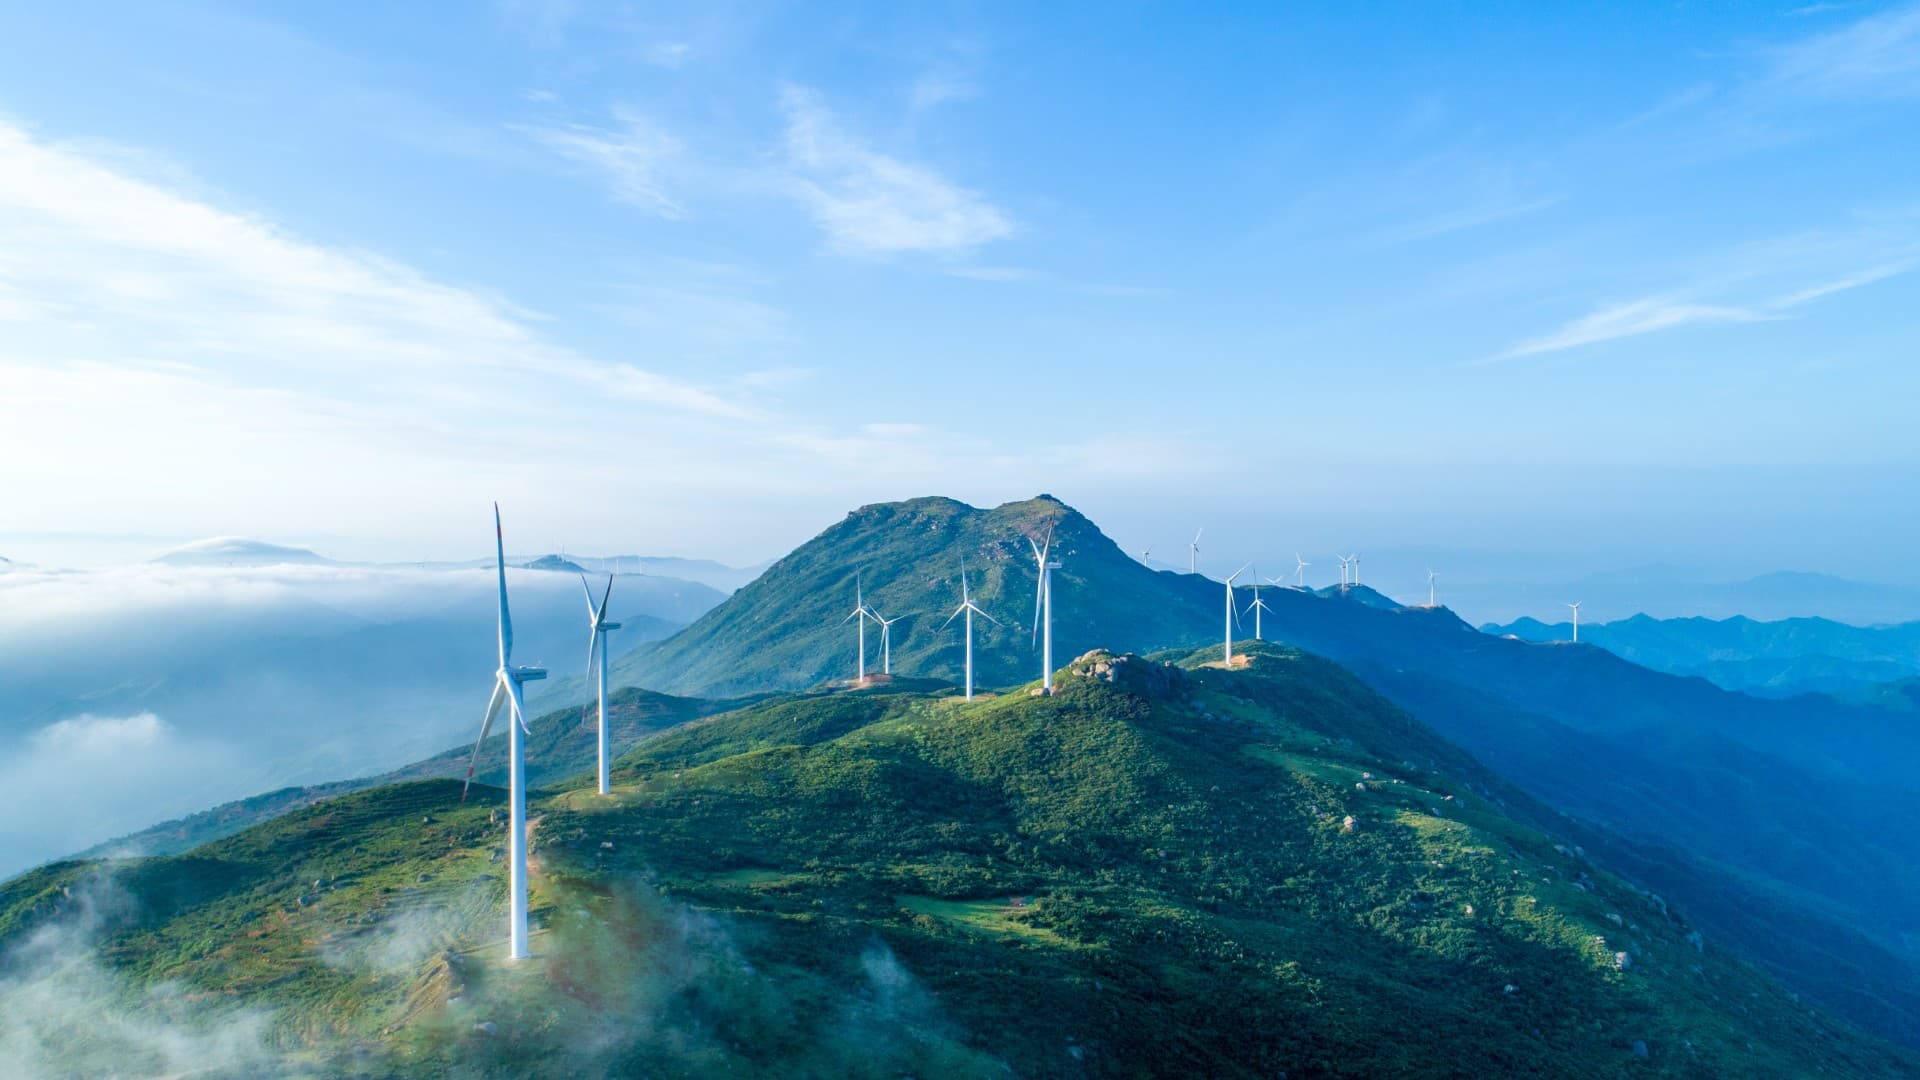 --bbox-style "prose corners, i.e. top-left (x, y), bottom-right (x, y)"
top-left (597, 575), bottom-right (615, 624)
top-left (494, 503), bottom-right (512, 668)
top-left (463, 677), bottom-right (508, 801)
top-left (974, 604), bottom-right (1003, 626)
top-left (581, 574), bottom-right (597, 620)
top-left (1032, 573), bottom-right (1044, 645)
top-left (941, 603), bottom-right (966, 630)
top-left (512, 684), bottom-right (532, 736)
